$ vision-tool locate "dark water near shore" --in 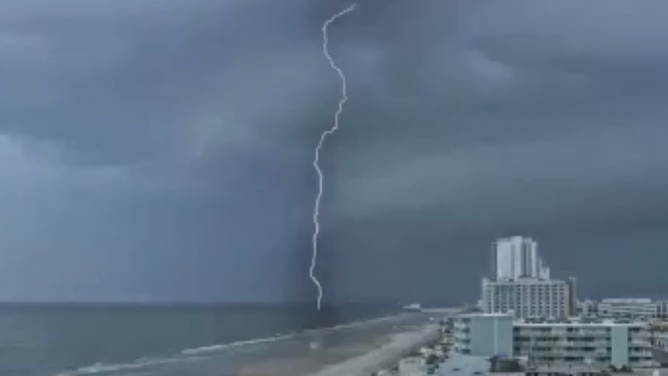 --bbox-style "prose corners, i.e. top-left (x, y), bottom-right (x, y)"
top-left (0, 302), bottom-right (398, 376)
